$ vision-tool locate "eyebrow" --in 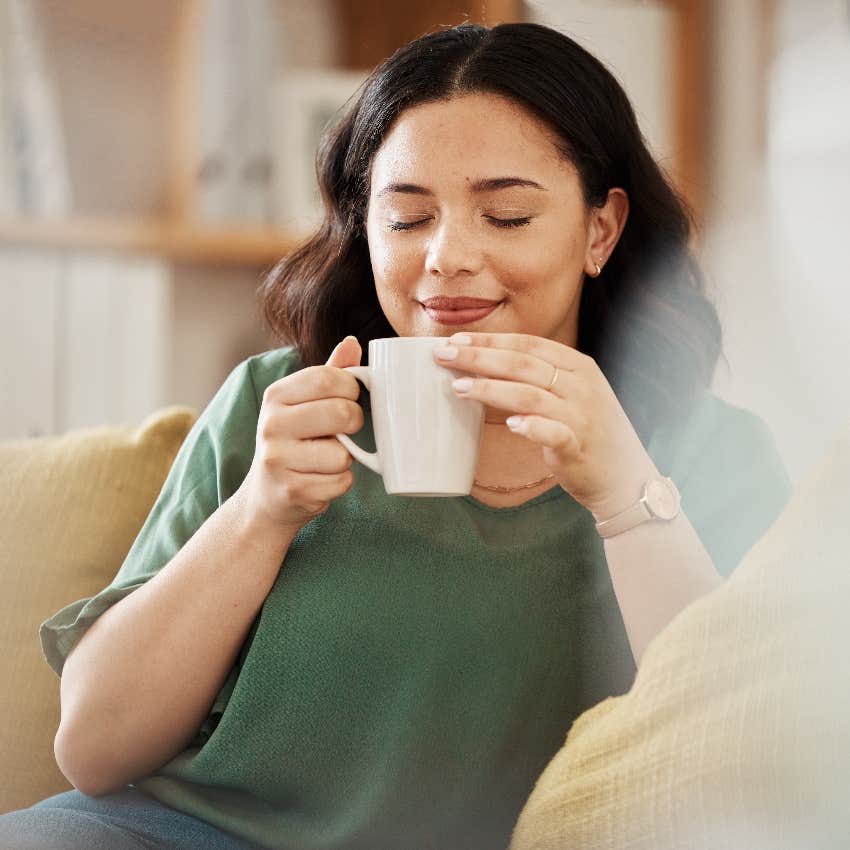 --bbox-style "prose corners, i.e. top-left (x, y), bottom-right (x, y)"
top-left (375, 177), bottom-right (548, 199)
